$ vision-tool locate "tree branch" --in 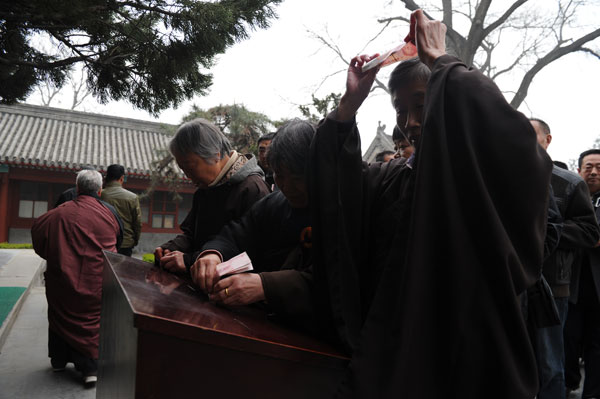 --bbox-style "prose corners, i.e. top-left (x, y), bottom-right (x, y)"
top-left (579, 47), bottom-right (600, 60)
top-left (510, 27), bottom-right (600, 108)
top-left (482, 0), bottom-right (529, 37)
